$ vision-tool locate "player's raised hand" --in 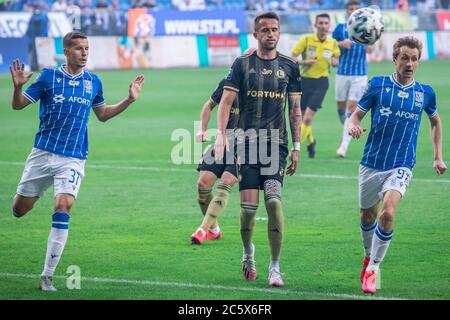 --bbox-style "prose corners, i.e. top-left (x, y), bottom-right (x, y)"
top-left (434, 160), bottom-right (447, 176)
top-left (348, 125), bottom-right (367, 139)
top-left (287, 150), bottom-right (299, 176)
top-left (10, 59), bottom-right (33, 88)
top-left (195, 130), bottom-right (207, 142)
top-left (128, 75), bottom-right (145, 102)
top-left (214, 131), bottom-right (229, 161)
